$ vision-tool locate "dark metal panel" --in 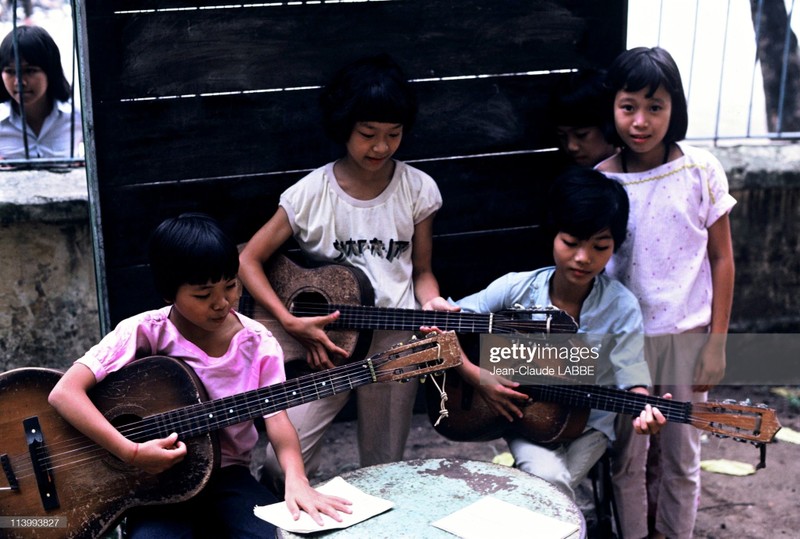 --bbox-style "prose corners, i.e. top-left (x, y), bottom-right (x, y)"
top-left (84, 0), bottom-right (625, 101)
top-left (90, 74), bottom-right (565, 186)
top-left (76, 0), bottom-right (629, 331)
